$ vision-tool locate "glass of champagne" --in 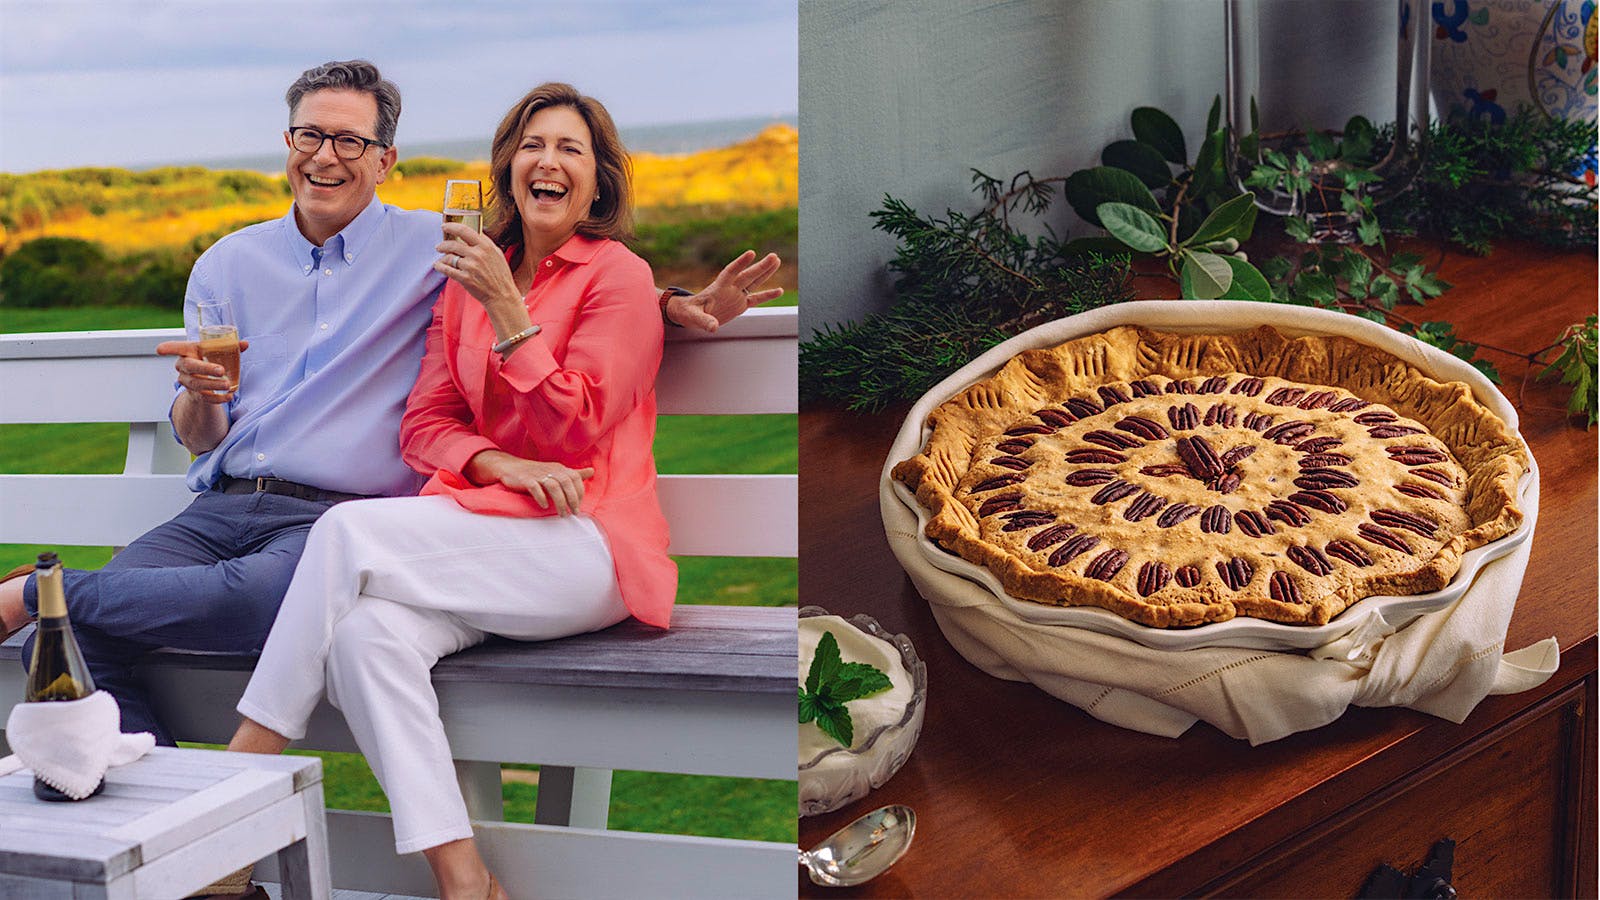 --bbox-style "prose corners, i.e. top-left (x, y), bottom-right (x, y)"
top-left (443, 179), bottom-right (483, 234)
top-left (196, 298), bottom-right (240, 395)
